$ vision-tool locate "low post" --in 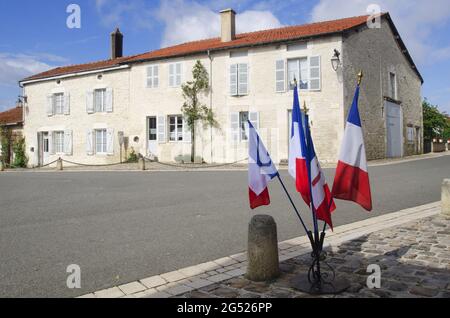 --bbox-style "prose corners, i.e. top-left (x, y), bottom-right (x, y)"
top-left (138, 157), bottom-right (146, 171)
top-left (442, 179), bottom-right (450, 217)
top-left (246, 215), bottom-right (280, 282)
top-left (56, 158), bottom-right (63, 171)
